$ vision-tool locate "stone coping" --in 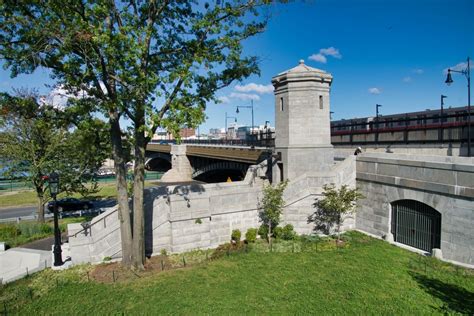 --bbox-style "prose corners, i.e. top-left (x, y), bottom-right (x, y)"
top-left (356, 172), bottom-right (474, 199)
top-left (358, 153), bottom-right (474, 172)
top-left (359, 152), bottom-right (474, 164)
